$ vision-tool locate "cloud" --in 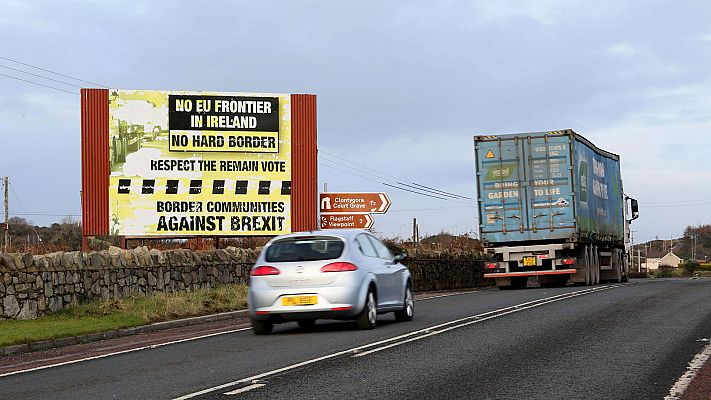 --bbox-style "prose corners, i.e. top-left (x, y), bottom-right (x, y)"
top-left (607, 42), bottom-right (640, 58)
